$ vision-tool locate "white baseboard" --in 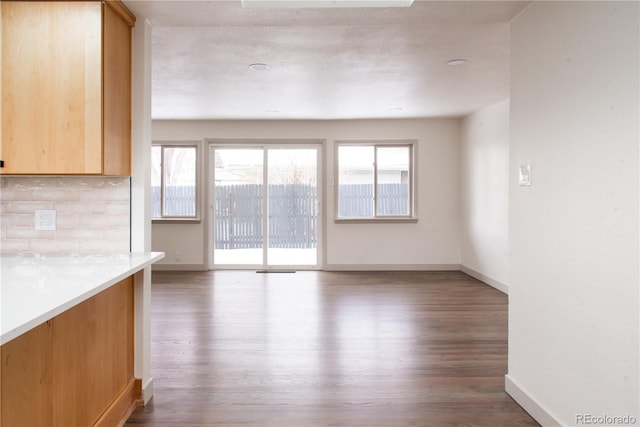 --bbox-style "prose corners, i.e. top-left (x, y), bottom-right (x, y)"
top-left (142, 377), bottom-right (154, 405)
top-left (505, 375), bottom-right (563, 426)
top-left (150, 263), bottom-right (510, 298)
top-left (460, 265), bottom-right (509, 294)
top-left (323, 263), bottom-right (461, 271)
top-left (152, 263), bottom-right (207, 272)
top-left (152, 263), bottom-right (460, 272)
